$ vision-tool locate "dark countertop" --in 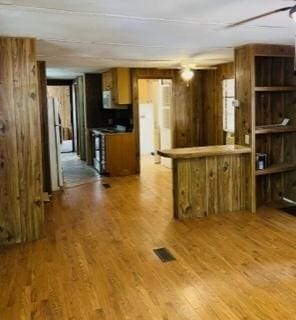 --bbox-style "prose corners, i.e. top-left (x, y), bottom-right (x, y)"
top-left (90, 128), bottom-right (133, 136)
